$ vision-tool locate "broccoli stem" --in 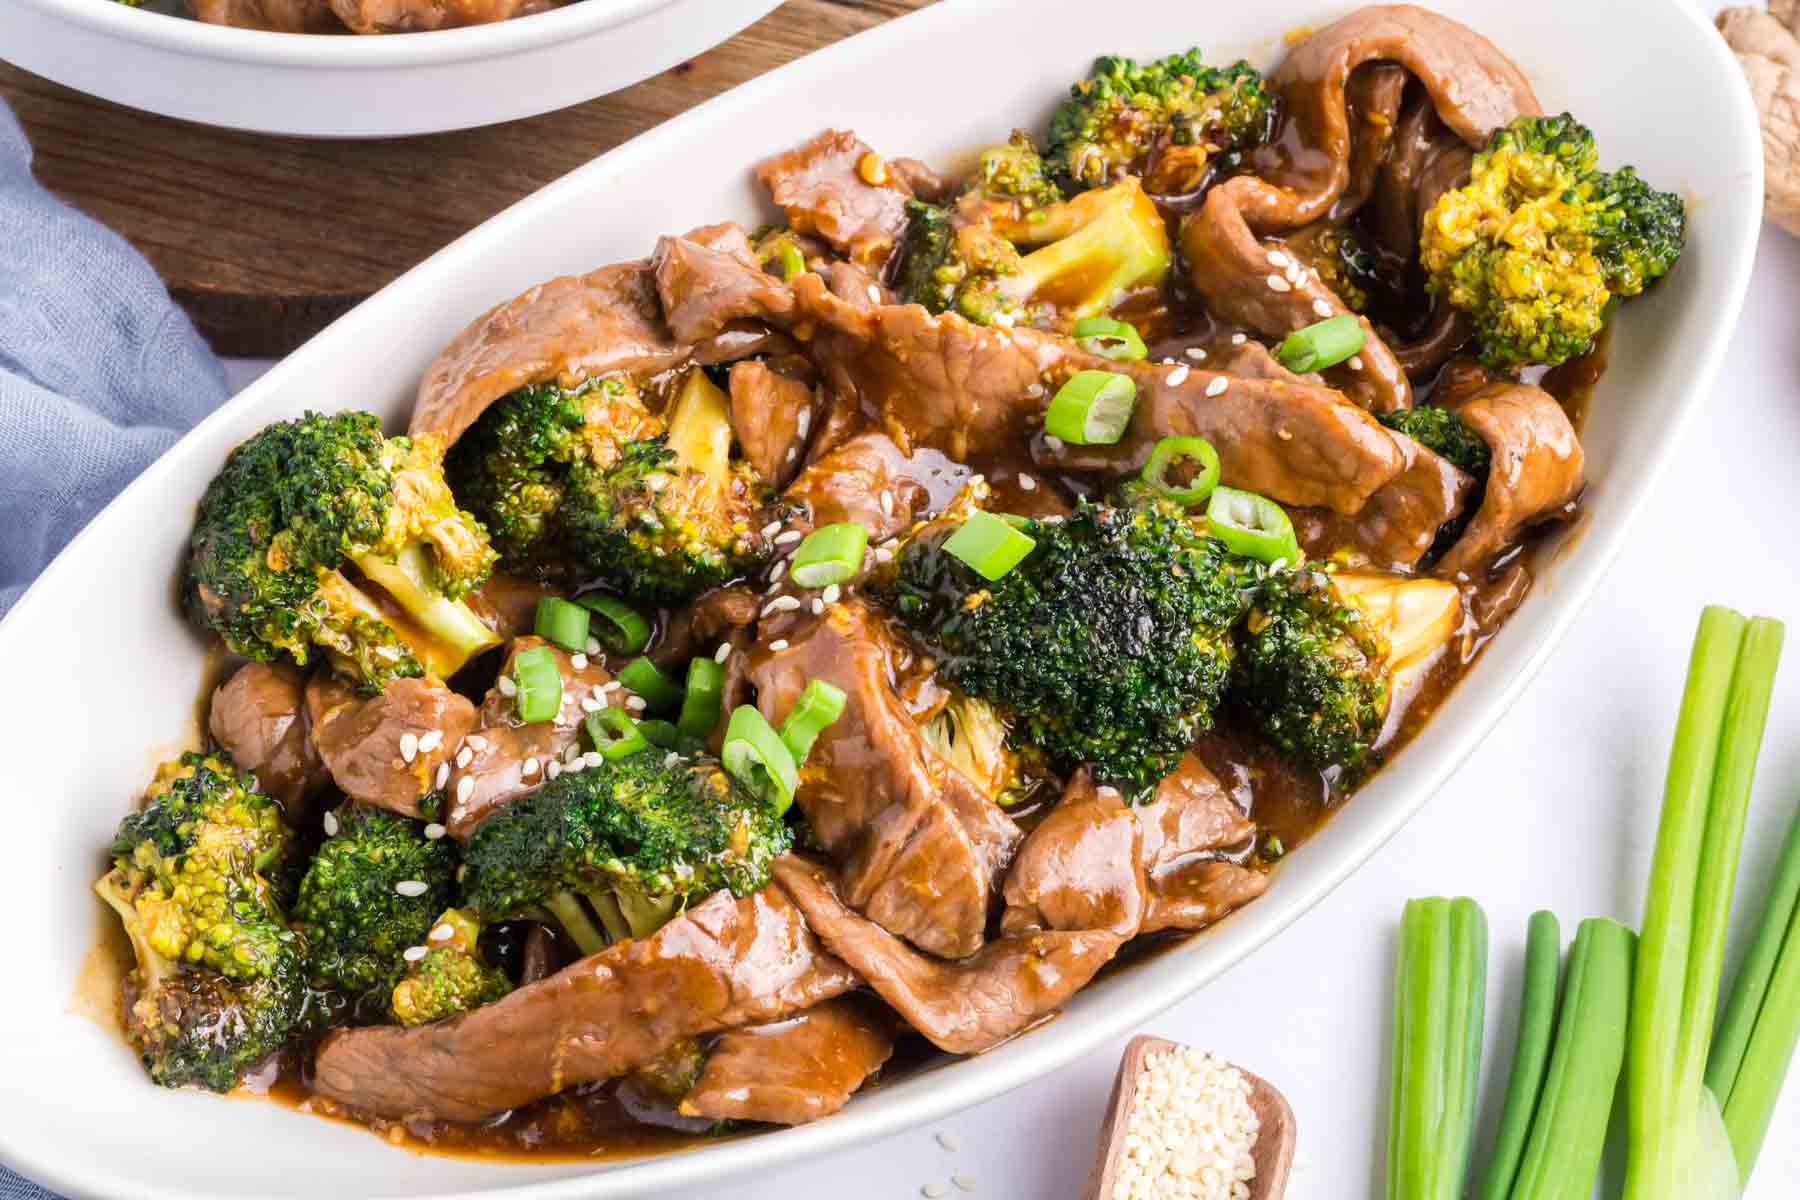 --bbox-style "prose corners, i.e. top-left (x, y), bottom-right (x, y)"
top-left (541, 892), bottom-right (608, 957)
top-left (352, 541), bottom-right (501, 677)
top-left (664, 370), bottom-right (734, 487)
top-left (616, 890), bottom-right (680, 941)
top-left (585, 891), bottom-right (634, 944)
